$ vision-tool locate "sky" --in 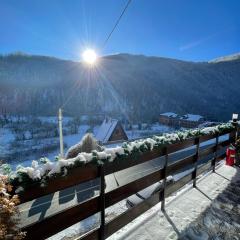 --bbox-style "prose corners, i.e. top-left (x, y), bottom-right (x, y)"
top-left (0, 0), bottom-right (240, 62)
